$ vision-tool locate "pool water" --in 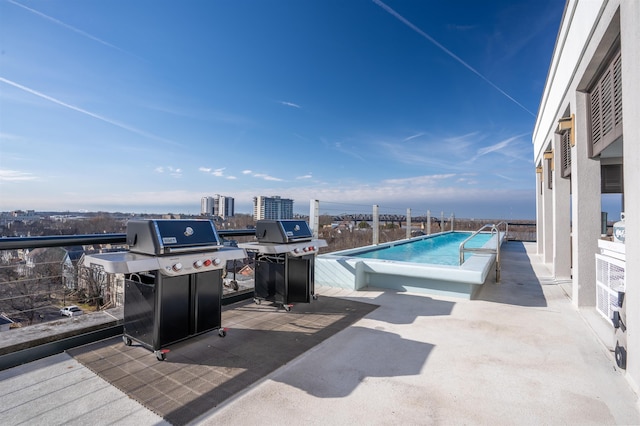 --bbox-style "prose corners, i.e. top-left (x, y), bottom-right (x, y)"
top-left (351, 232), bottom-right (492, 266)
